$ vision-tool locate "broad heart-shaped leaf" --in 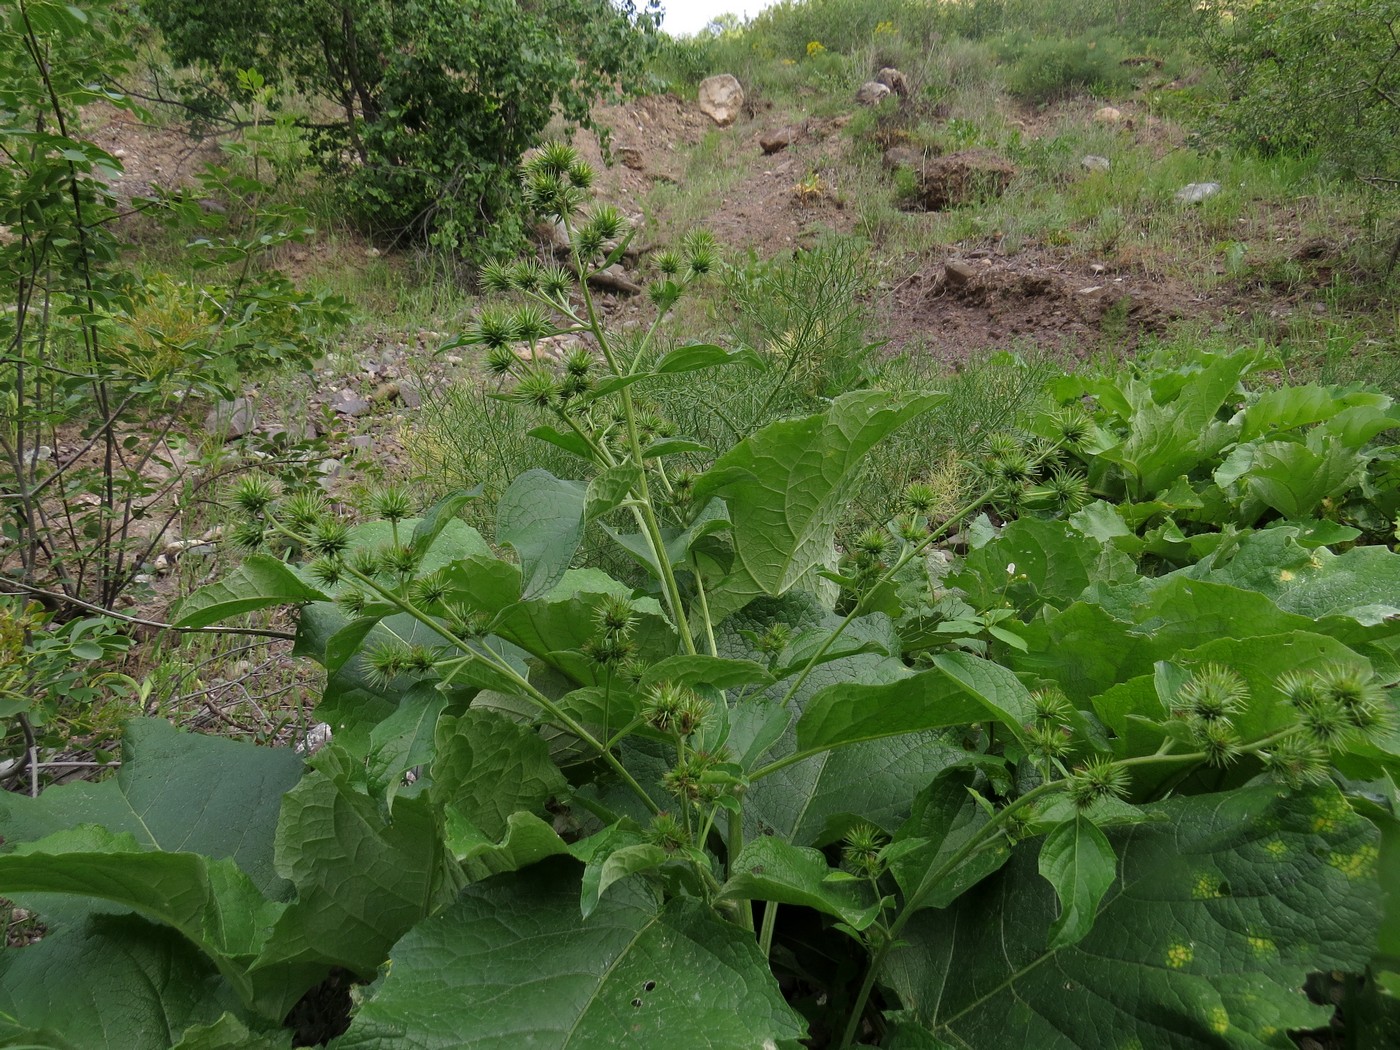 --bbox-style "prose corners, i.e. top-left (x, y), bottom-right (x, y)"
top-left (585, 463), bottom-right (642, 521)
top-left (173, 553), bottom-right (329, 628)
top-left (691, 391), bottom-right (942, 621)
top-left (443, 809), bottom-right (570, 881)
top-left (496, 468), bottom-right (587, 599)
top-left (0, 826), bottom-right (282, 1008)
top-left (0, 907), bottom-right (250, 1050)
top-left (171, 1014), bottom-right (292, 1048)
top-left (408, 488), bottom-right (481, 554)
top-left (333, 859), bottom-right (807, 1049)
top-left (654, 341), bottom-right (764, 374)
top-left (1100, 349), bottom-right (1256, 495)
top-left (1038, 815), bottom-right (1116, 949)
top-left (0, 718), bottom-right (303, 900)
top-left (889, 764), bottom-right (1012, 912)
top-left (950, 516), bottom-right (1138, 615)
top-left (429, 710), bottom-right (566, 840)
top-left (718, 836), bottom-right (875, 928)
top-left (366, 682), bottom-right (450, 811)
top-left (884, 784), bottom-right (1381, 1049)
top-left (249, 749), bottom-right (464, 1016)
top-left (1174, 527), bottom-right (1400, 627)
top-left (793, 652), bottom-right (1038, 763)
top-left (1217, 434), bottom-right (1367, 521)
